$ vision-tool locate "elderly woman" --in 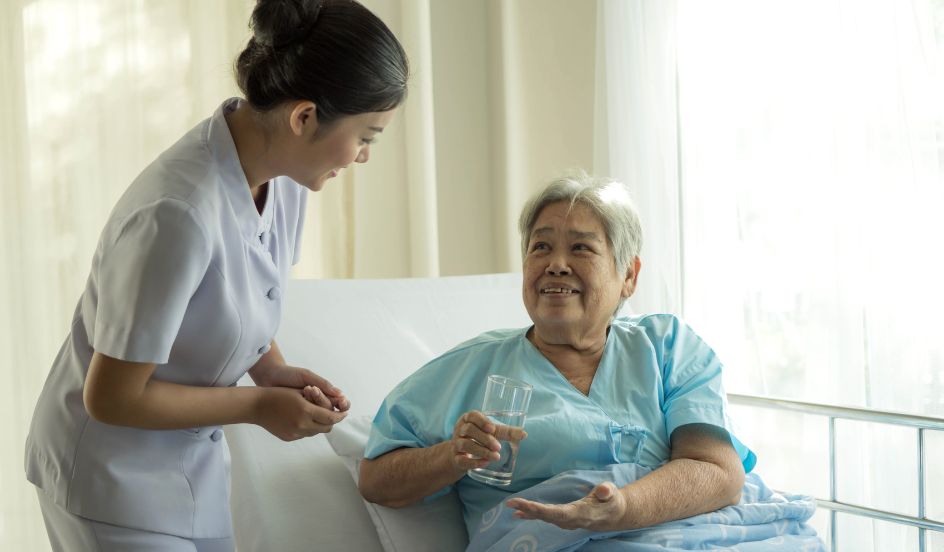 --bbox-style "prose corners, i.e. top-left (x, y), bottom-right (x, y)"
top-left (358, 175), bottom-right (789, 547)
